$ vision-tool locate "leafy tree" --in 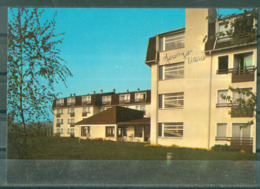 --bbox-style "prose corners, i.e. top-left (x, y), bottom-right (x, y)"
top-left (221, 86), bottom-right (256, 129)
top-left (8, 8), bottom-right (72, 140)
top-left (203, 8), bottom-right (257, 45)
